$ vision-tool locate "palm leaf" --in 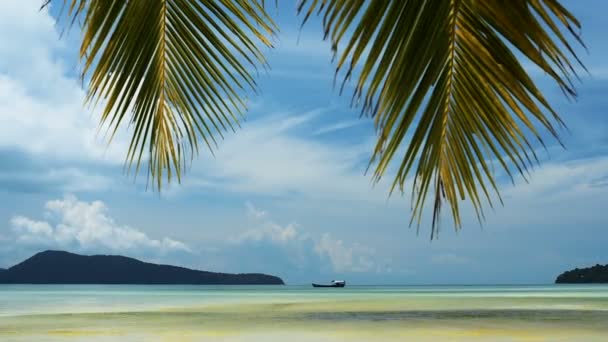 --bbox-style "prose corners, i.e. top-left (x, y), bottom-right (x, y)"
top-left (298, 0), bottom-right (584, 238)
top-left (56, 0), bottom-right (276, 189)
